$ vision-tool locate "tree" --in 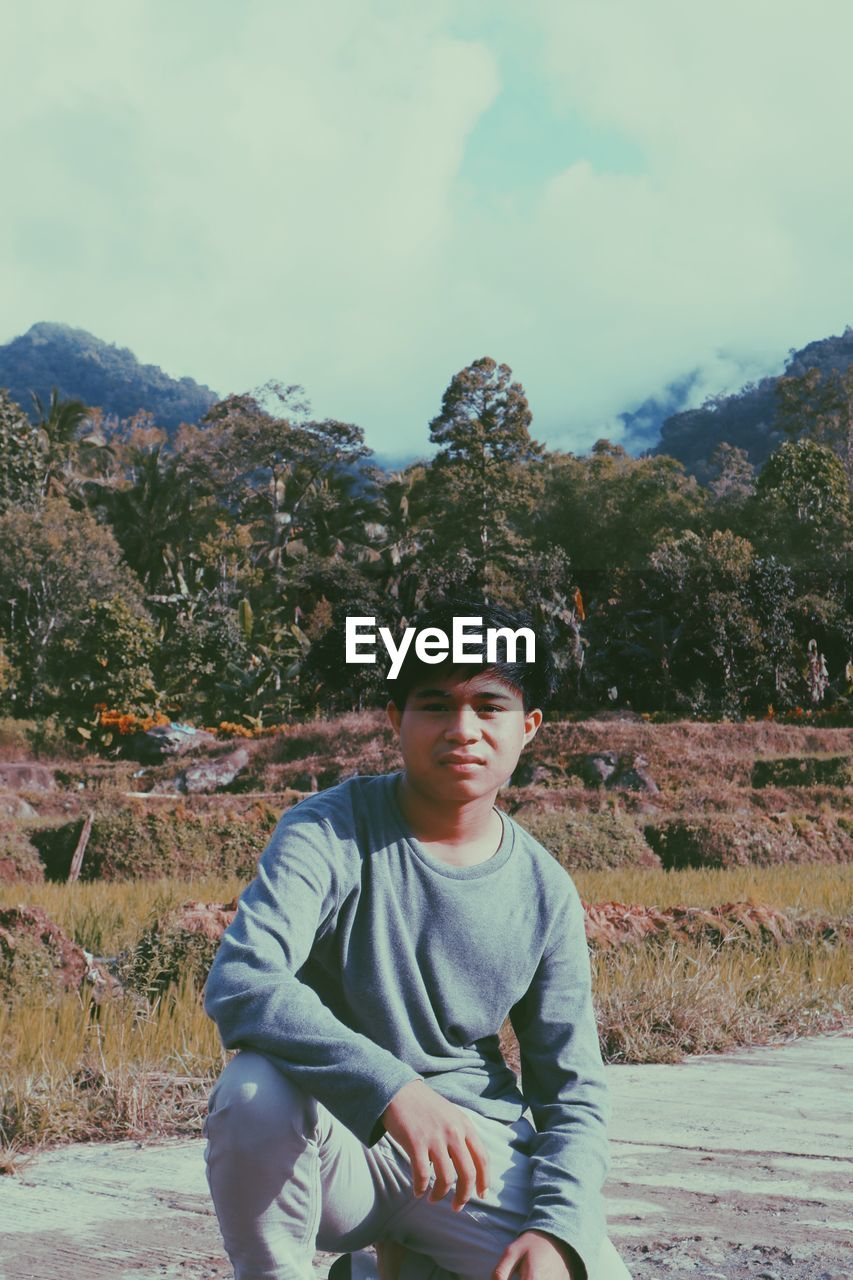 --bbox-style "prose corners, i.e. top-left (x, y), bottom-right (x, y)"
top-left (541, 446), bottom-right (705, 572)
top-left (776, 367), bottom-right (853, 489)
top-left (64, 596), bottom-right (158, 719)
top-left (88, 440), bottom-right (203, 595)
top-left (706, 442), bottom-right (756, 530)
top-left (171, 384), bottom-right (375, 721)
top-left (0, 390), bottom-right (43, 513)
top-left (0, 497), bottom-right (154, 717)
top-left (184, 383), bottom-right (369, 579)
top-left (31, 387), bottom-right (93, 500)
top-left (425, 358), bottom-right (543, 594)
top-left (586, 530), bottom-right (797, 718)
top-left (752, 438), bottom-right (850, 567)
